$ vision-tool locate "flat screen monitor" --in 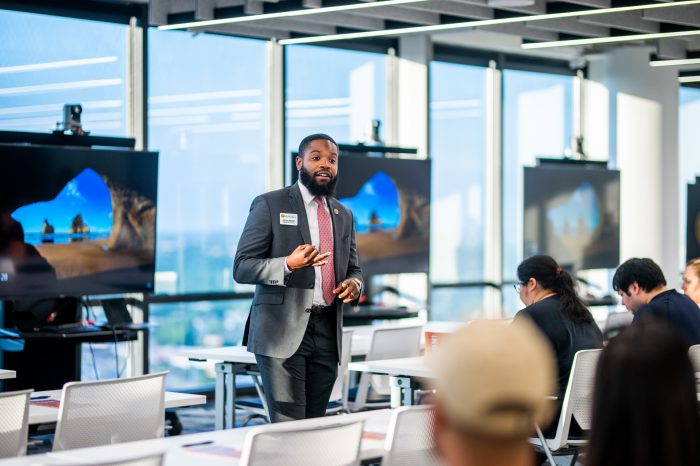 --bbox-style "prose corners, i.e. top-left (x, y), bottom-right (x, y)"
top-left (293, 154), bottom-right (431, 276)
top-left (523, 161), bottom-right (620, 271)
top-left (688, 177), bottom-right (700, 262)
top-left (0, 143), bottom-right (158, 298)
